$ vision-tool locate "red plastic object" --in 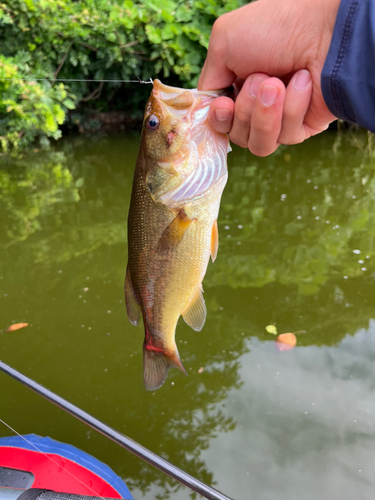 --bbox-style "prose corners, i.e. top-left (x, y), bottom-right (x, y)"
top-left (0, 447), bottom-right (122, 497)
